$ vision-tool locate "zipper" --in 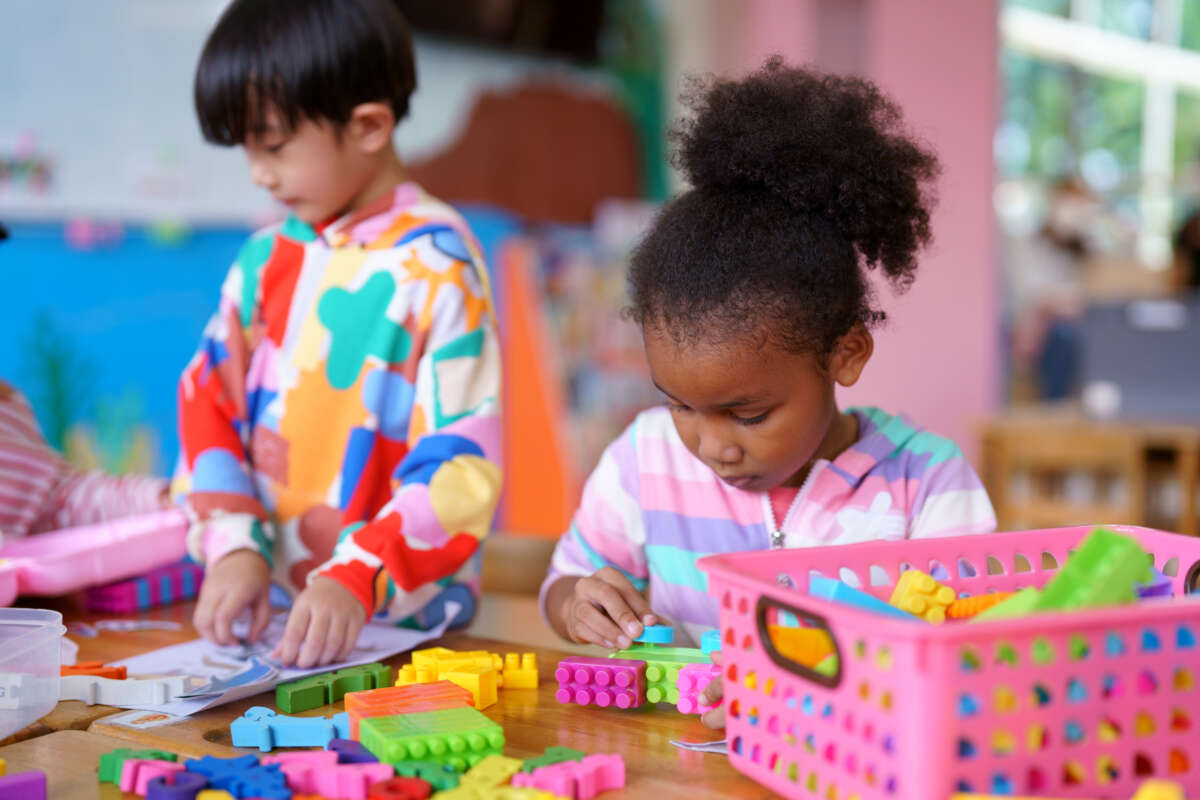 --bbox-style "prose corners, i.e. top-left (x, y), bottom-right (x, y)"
top-left (761, 460), bottom-right (826, 549)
